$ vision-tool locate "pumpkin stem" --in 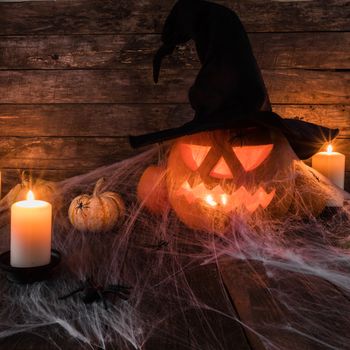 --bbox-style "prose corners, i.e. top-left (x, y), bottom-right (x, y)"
top-left (93, 178), bottom-right (105, 196)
